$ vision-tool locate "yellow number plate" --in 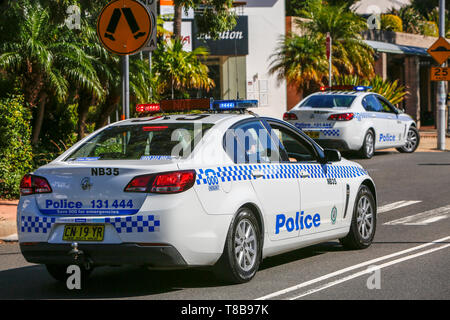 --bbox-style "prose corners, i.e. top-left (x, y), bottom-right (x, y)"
top-left (304, 131), bottom-right (320, 139)
top-left (63, 224), bottom-right (105, 241)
